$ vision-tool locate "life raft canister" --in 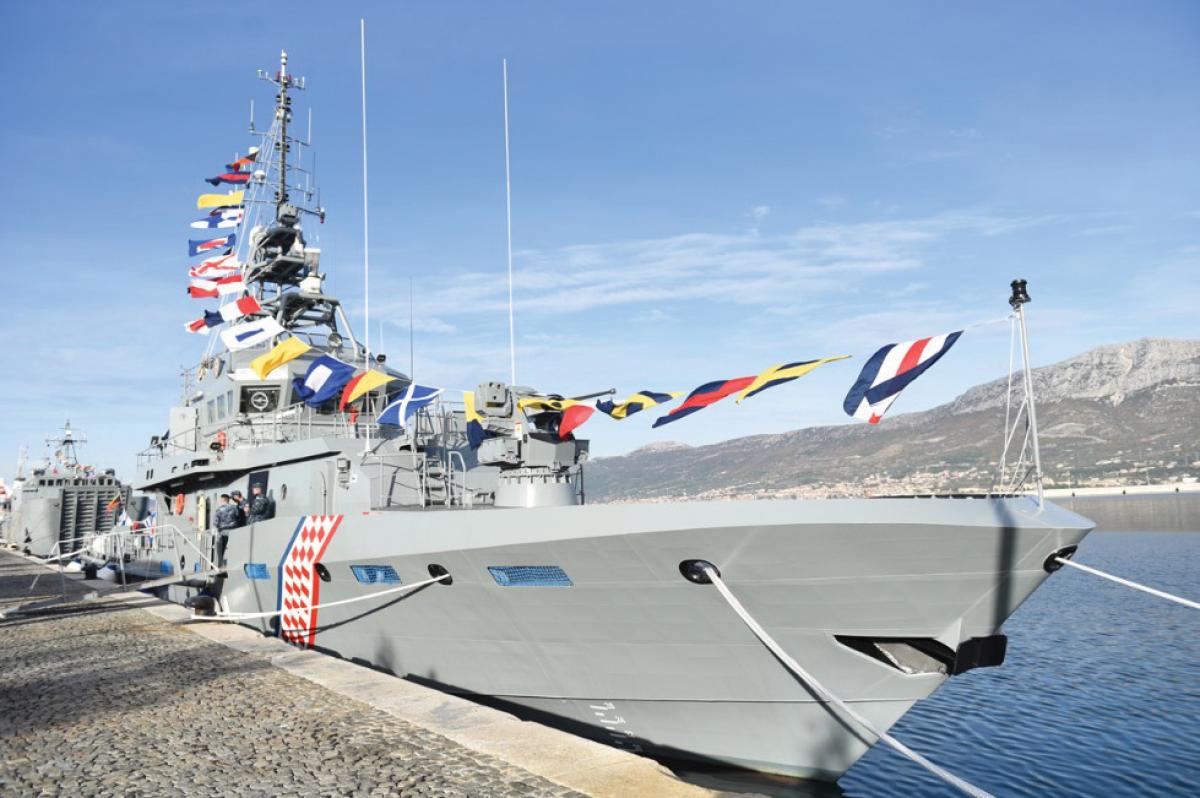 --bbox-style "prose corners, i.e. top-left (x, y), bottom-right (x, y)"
top-left (174, 493), bottom-right (185, 516)
top-left (215, 430), bottom-right (227, 451)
